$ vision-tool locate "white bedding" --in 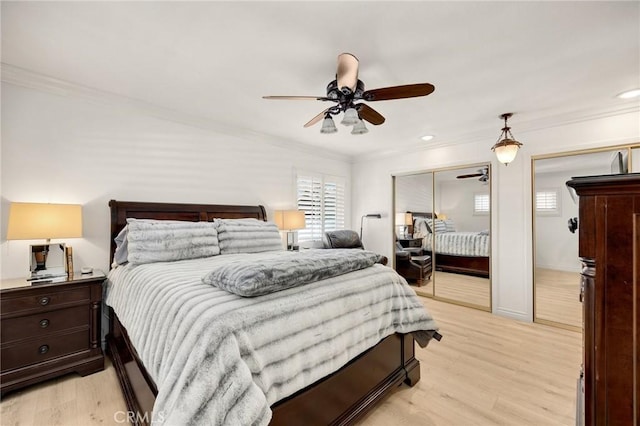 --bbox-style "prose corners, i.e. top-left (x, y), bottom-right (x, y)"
top-left (422, 231), bottom-right (490, 257)
top-left (105, 251), bottom-right (437, 425)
